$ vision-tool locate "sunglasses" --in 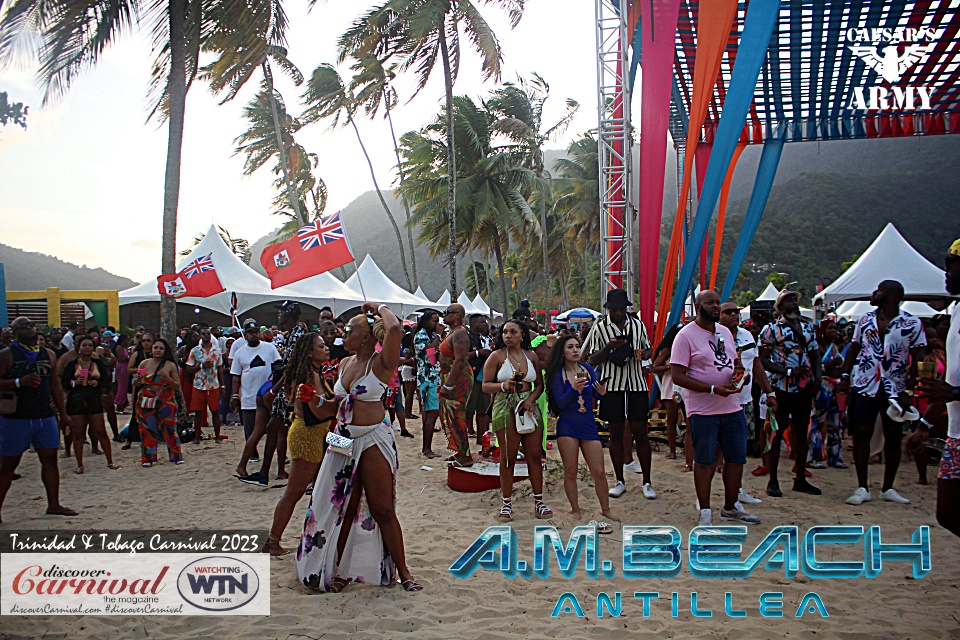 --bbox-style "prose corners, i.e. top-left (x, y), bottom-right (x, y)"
top-left (721, 309), bottom-right (739, 316)
top-left (443, 310), bottom-right (459, 315)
